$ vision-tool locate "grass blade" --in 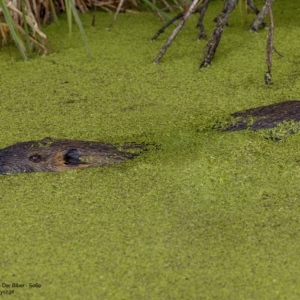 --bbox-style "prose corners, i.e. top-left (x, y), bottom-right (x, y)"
top-left (0, 0), bottom-right (28, 60)
top-left (20, 0), bottom-right (31, 54)
top-left (65, 0), bottom-right (72, 43)
top-left (67, 0), bottom-right (92, 60)
top-left (49, 0), bottom-right (59, 23)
